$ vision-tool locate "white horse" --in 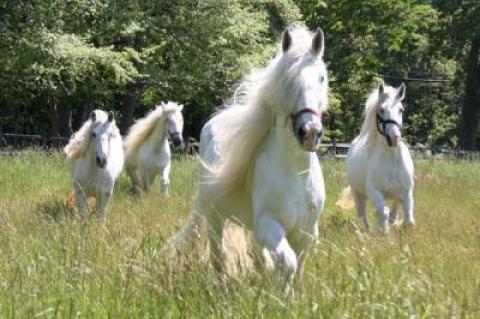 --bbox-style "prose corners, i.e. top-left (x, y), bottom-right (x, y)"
top-left (173, 26), bottom-right (329, 291)
top-left (124, 101), bottom-right (184, 195)
top-left (64, 110), bottom-right (124, 219)
top-left (337, 83), bottom-right (415, 233)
